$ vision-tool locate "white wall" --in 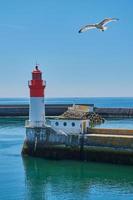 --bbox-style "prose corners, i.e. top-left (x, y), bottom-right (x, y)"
top-left (29, 97), bottom-right (45, 127)
top-left (47, 119), bottom-right (90, 134)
